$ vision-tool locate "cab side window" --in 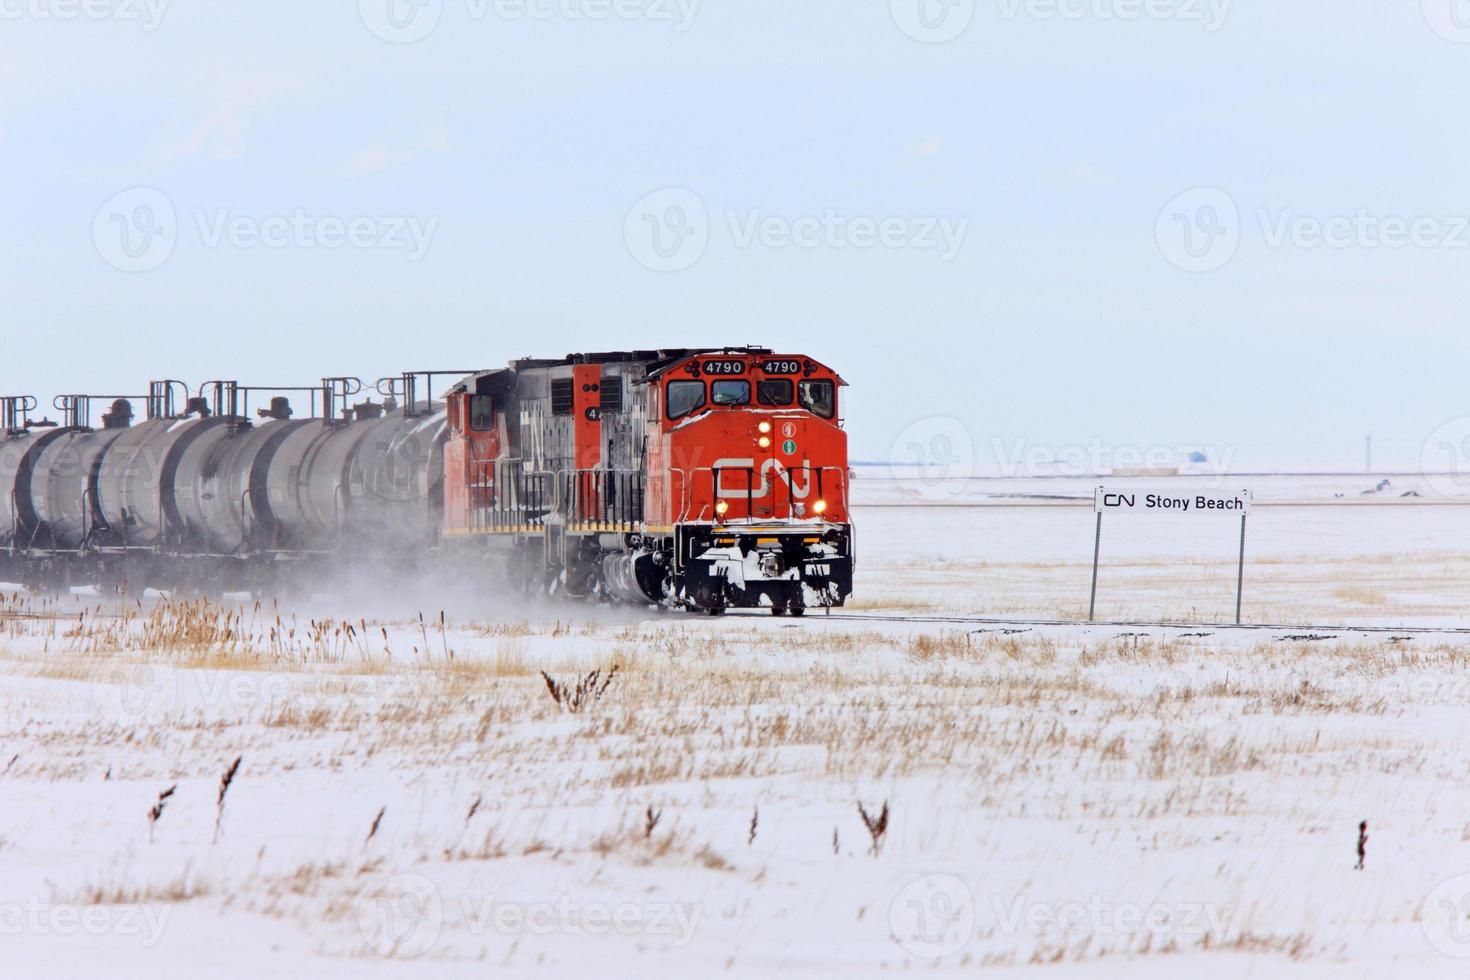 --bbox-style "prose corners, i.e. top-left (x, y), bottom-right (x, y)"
top-left (469, 395), bottom-right (495, 432)
top-left (666, 380), bottom-right (706, 420)
top-left (798, 379), bottom-right (835, 419)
